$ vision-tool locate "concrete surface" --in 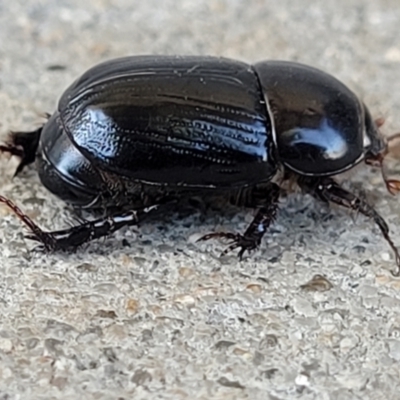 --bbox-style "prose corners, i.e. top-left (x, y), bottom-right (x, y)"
top-left (1, 0), bottom-right (400, 399)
